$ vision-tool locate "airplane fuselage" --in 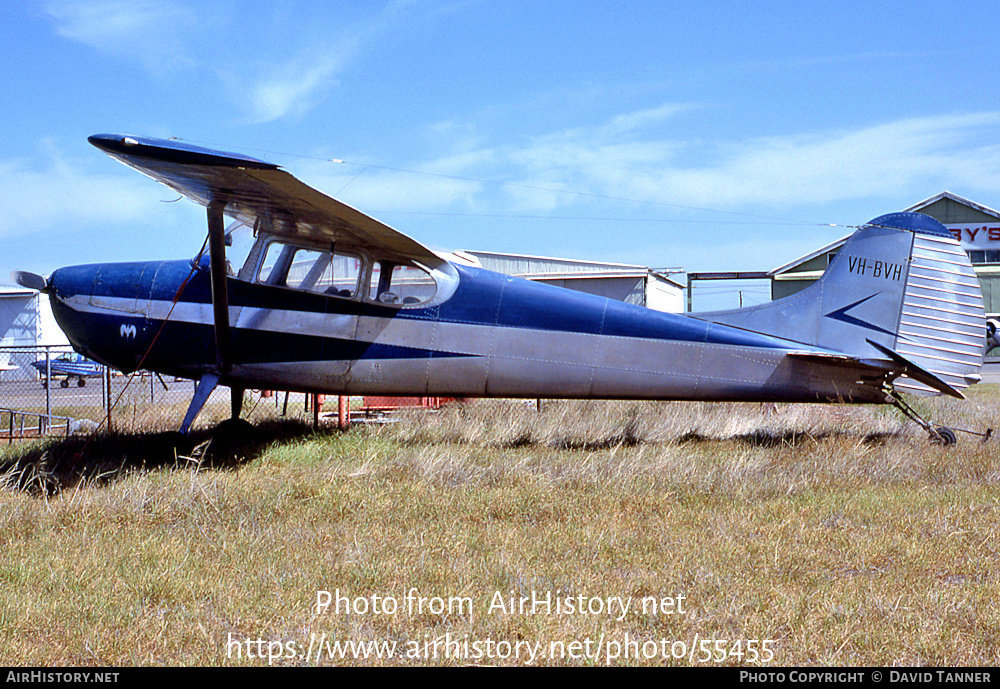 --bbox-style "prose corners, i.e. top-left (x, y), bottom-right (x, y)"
top-left (20, 135), bottom-right (984, 441)
top-left (46, 257), bottom-right (884, 405)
